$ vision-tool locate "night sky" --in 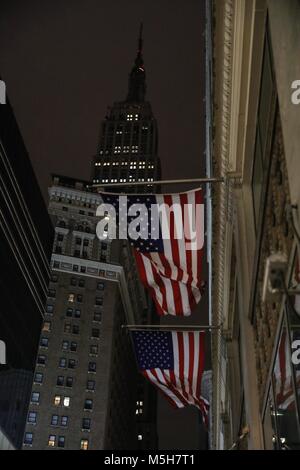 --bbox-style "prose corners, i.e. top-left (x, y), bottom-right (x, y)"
top-left (0, 0), bottom-right (206, 449)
